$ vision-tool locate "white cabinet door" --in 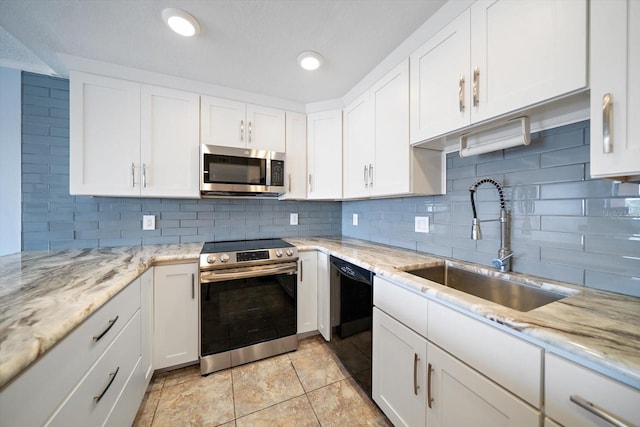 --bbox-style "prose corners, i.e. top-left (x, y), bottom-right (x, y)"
top-left (246, 104), bottom-right (286, 152)
top-left (70, 72), bottom-right (140, 197)
top-left (282, 111), bottom-right (307, 199)
top-left (426, 343), bottom-right (540, 427)
top-left (590, 0), bottom-right (640, 180)
top-left (545, 353), bottom-right (640, 427)
top-left (200, 96), bottom-right (246, 149)
top-left (470, 0), bottom-right (587, 123)
top-left (139, 267), bottom-right (154, 385)
top-left (307, 110), bottom-right (343, 200)
top-left (342, 92), bottom-right (373, 199)
top-left (372, 308), bottom-right (427, 427)
top-left (140, 85), bottom-right (200, 198)
top-left (297, 251), bottom-right (318, 334)
top-left (316, 251), bottom-right (331, 341)
top-left (410, 10), bottom-right (471, 143)
top-left (153, 263), bottom-right (199, 370)
top-left (201, 97), bottom-right (285, 152)
top-left (371, 59), bottom-right (411, 196)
